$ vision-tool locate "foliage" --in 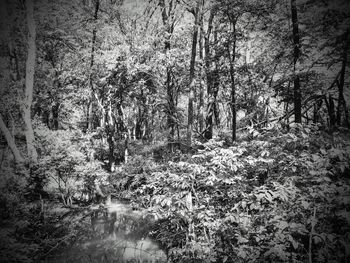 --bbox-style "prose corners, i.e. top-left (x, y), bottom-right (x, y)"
top-left (116, 124), bottom-right (350, 262)
top-left (1, 0), bottom-right (350, 262)
top-left (0, 165), bottom-right (80, 262)
top-left (33, 123), bottom-right (111, 203)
